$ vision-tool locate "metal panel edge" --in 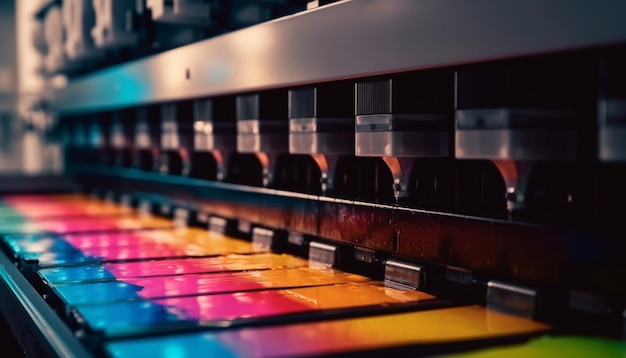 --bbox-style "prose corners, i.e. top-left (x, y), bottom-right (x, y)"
top-left (55, 0), bottom-right (626, 114)
top-left (0, 252), bottom-right (92, 358)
